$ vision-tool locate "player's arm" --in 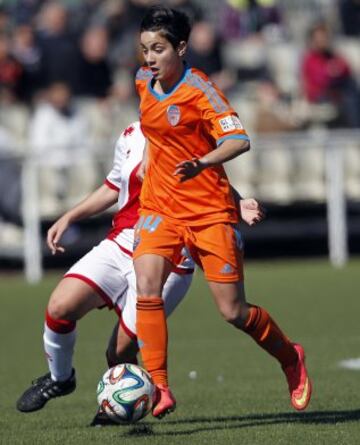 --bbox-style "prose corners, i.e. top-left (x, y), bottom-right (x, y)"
top-left (174, 138), bottom-right (250, 182)
top-left (47, 184), bottom-right (118, 255)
